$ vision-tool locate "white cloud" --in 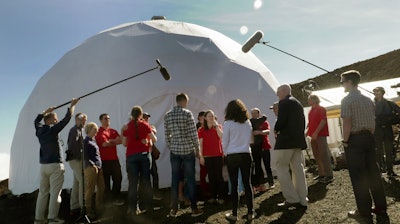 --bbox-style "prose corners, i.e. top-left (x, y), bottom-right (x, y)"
top-left (0, 153), bottom-right (10, 181)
